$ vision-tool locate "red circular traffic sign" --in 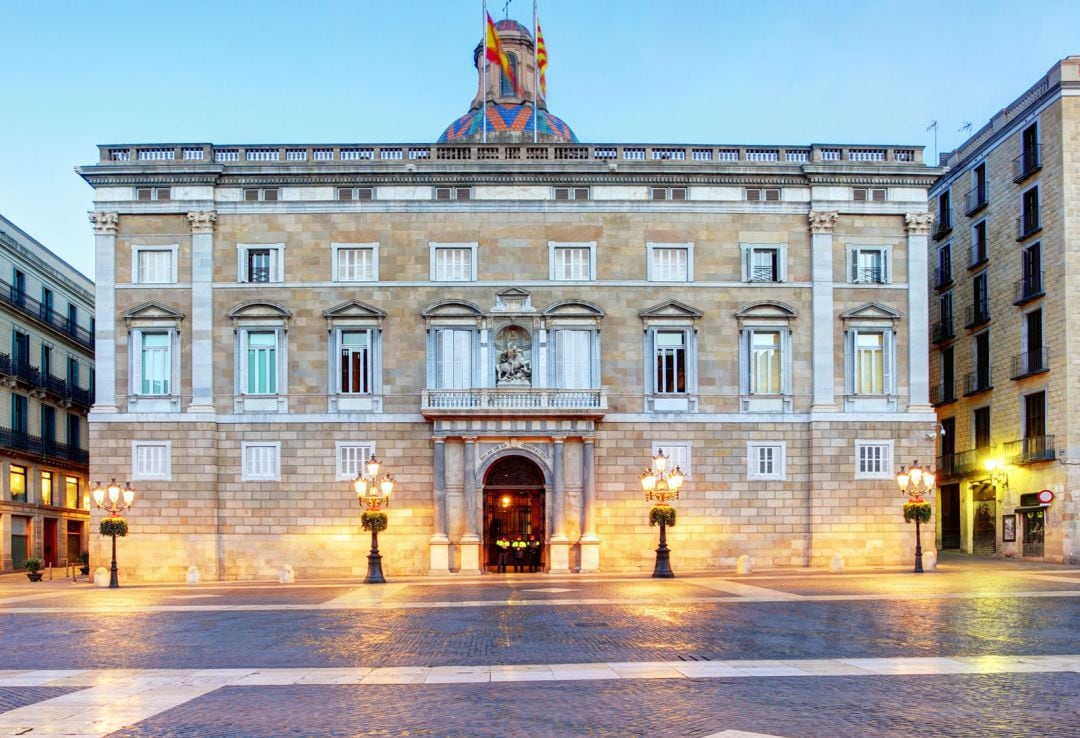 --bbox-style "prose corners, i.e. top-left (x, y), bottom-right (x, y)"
top-left (1037, 489), bottom-right (1054, 504)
